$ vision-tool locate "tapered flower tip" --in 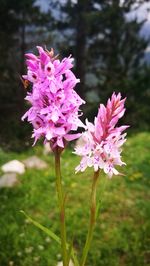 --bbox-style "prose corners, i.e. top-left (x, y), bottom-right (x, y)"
top-left (25, 53), bottom-right (37, 60)
top-left (74, 92), bottom-right (129, 177)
